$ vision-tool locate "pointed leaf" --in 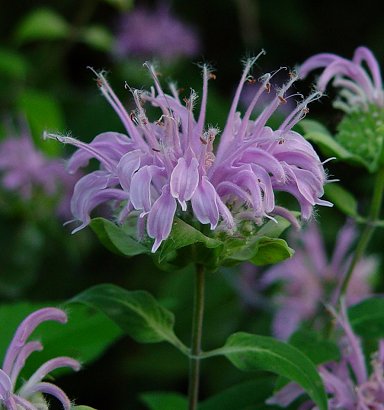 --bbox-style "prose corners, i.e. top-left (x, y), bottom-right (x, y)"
top-left (90, 217), bottom-right (149, 257)
top-left (79, 25), bottom-right (113, 52)
top-left (212, 332), bottom-right (328, 410)
top-left (324, 184), bottom-right (361, 219)
top-left (348, 296), bottom-right (384, 338)
top-left (70, 284), bottom-right (188, 354)
top-left (140, 392), bottom-right (187, 410)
